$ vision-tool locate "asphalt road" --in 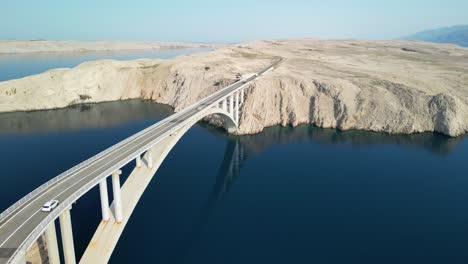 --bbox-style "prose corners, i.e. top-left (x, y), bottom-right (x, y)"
top-left (0, 59), bottom-right (280, 263)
